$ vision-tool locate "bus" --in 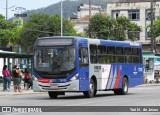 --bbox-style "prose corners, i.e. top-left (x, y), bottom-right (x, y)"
top-left (33, 36), bottom-right (143, 99)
